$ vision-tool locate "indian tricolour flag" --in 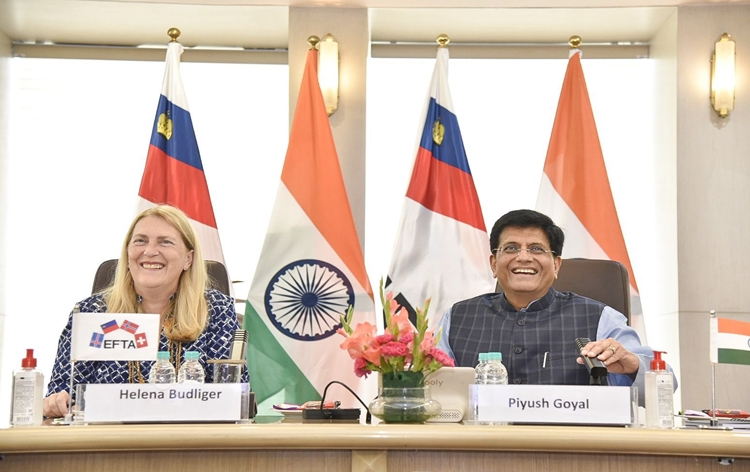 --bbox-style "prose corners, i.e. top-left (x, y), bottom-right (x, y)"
top-left (243, 47), bottom-right (375, 410)
top-left (536, 48), bottom-right (646, 342)
top-left (137, 37), bottom-right (227, 268)
top-left (710, 317), bottom-right (750, 366)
